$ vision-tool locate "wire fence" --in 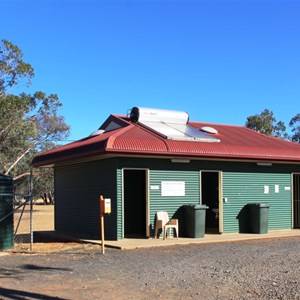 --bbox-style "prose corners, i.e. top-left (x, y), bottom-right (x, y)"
top-left (14, 196), bottom-right (33, 244)
top-left (0, 173), bottom-right (34, 250)
top-left (0, 193), bottom-right (33, 247)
